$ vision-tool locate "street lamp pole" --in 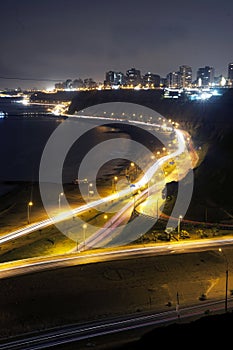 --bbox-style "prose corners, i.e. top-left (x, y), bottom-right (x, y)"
top-left (219, 248), bottom-right (229, 313)
top-left (225, 268), bottom-right (229, 313)
top-left (177, 215), bottom-right (182, 240)
top-left (88, 183), bottom-right (93, 200)
top-left (130, 162), bottom-right (135, 180)
top-left (112, 176), bottom-right (118, 193)
top-left (58, 192), bottom-right (64, 210)
top-left (27, 201), bottom-right (33, 224)
top-left (82, 223), bottom-right (87, 250)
